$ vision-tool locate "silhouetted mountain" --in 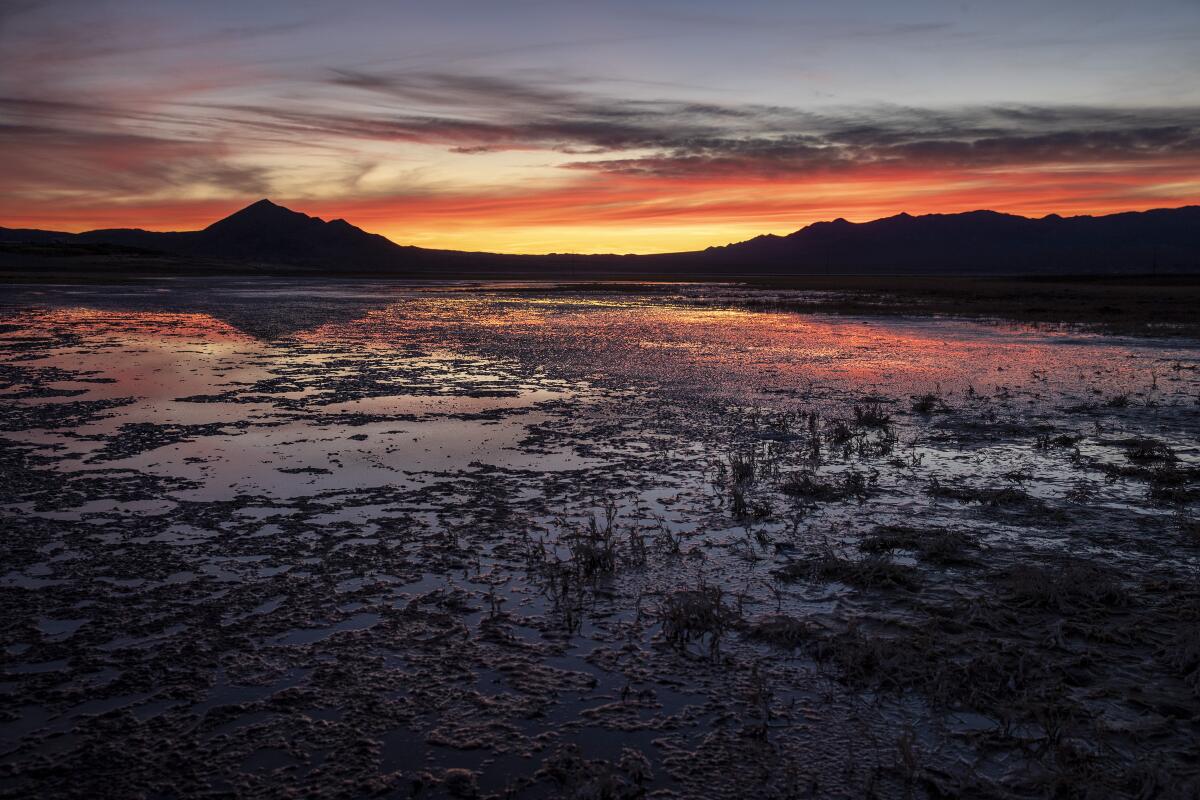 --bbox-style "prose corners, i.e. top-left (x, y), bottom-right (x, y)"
top-left (687, 207), bottom-right (1200, 274)
top-left (57, 199), bottom-right (423, 269)
top-left (0, 227), bottom-right (78, 245)
top-left (3, 200), bottom-right (1198, 276)
top-left (190, 199), bottom-right (413, 265)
